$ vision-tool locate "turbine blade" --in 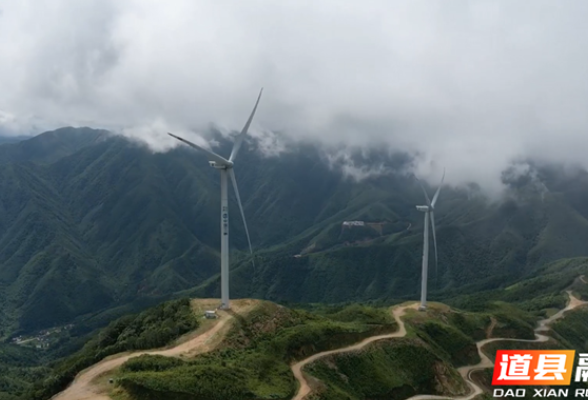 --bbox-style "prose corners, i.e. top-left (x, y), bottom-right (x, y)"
top-left (415, 177), bottom-right (431, 206)
top-left (168, 133), bottom-right (231, 166)
top-left (430, 211), bottom-right (438, 282)
top-left (431, 168), bottom-right (445, 207)
top-left (229, 88), bottom-right (263, 163)
top-left (229, 169), bottom-right (254, 266)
